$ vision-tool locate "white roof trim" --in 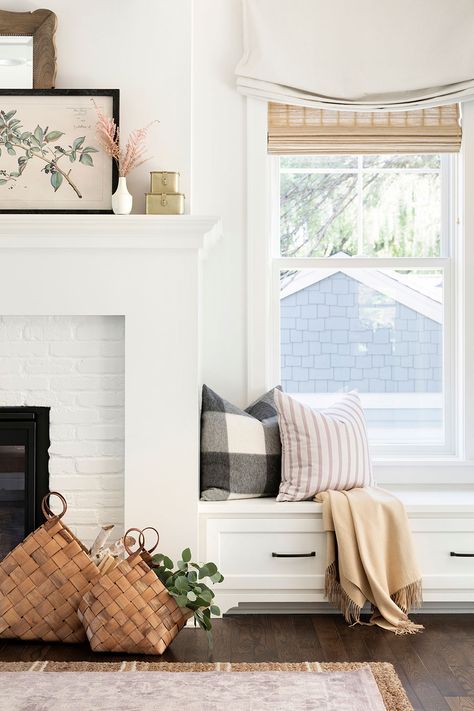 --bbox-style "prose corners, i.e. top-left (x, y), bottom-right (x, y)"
top-left (281, 265), bottom-right (442, 324)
